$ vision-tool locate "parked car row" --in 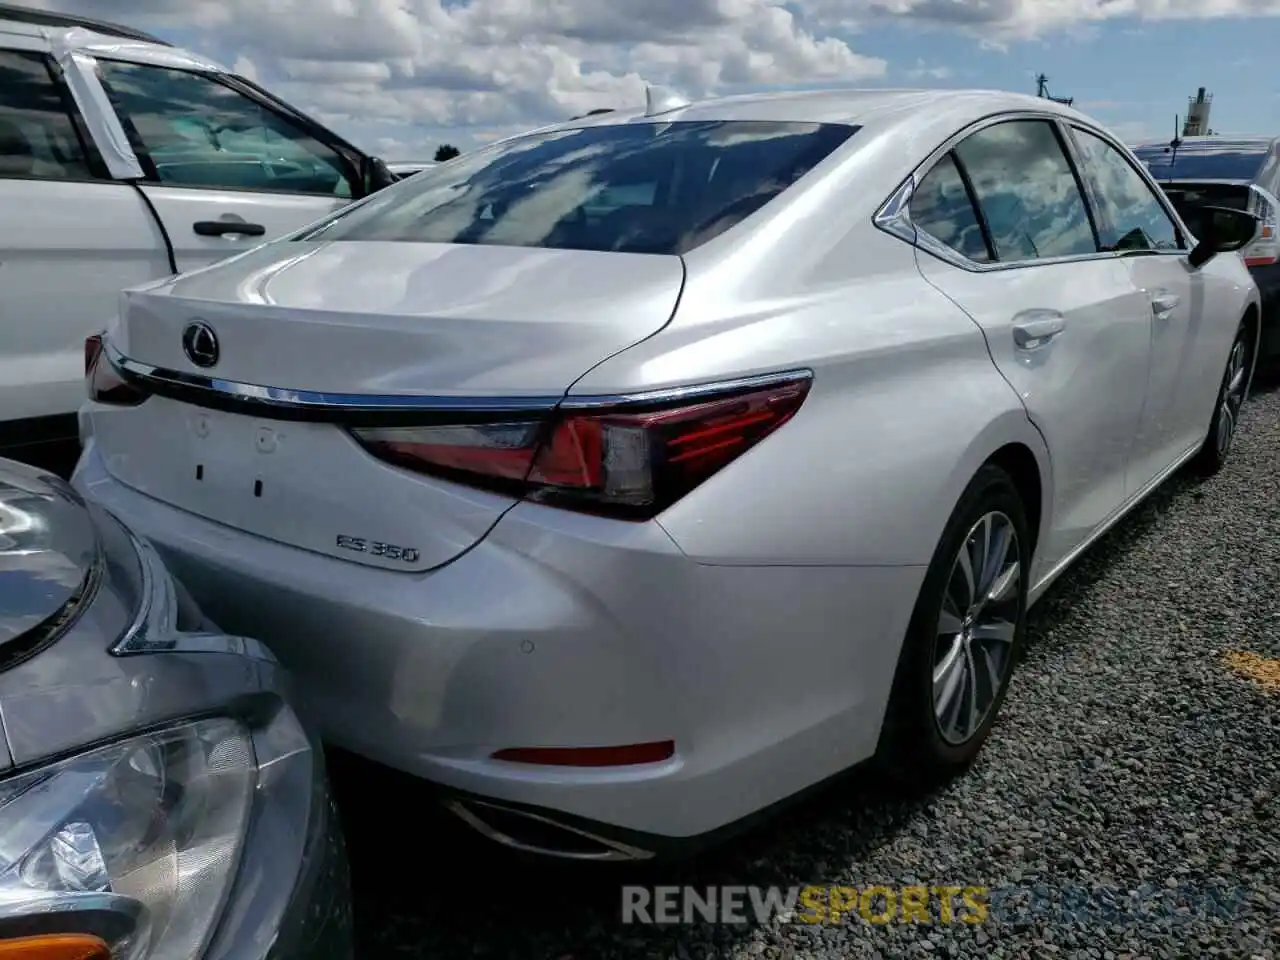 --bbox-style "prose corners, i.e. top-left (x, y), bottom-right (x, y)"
top-left (1, 5), bottom-right (1273, 957)
top-left (70, 84), bottom-right (1264, 853)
